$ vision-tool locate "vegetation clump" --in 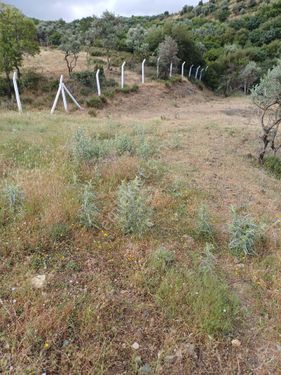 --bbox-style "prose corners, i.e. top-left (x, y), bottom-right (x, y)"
top-left (78, 182), bottom-right (100, 229)
top-left (116, 176), bottom-right (152, 235)
top-left (228, 207), bottom-right (262, 257)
